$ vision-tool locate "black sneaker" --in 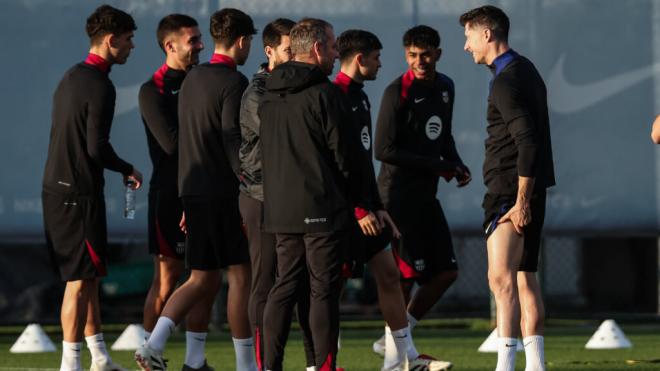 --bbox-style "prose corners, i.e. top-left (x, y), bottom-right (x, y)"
top-left (181, 360), bottom-right (215, 371)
